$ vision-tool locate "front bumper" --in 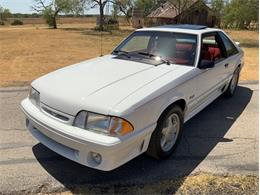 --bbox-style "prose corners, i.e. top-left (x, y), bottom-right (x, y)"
top-left (21, 98), bottom-right (155, 171)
